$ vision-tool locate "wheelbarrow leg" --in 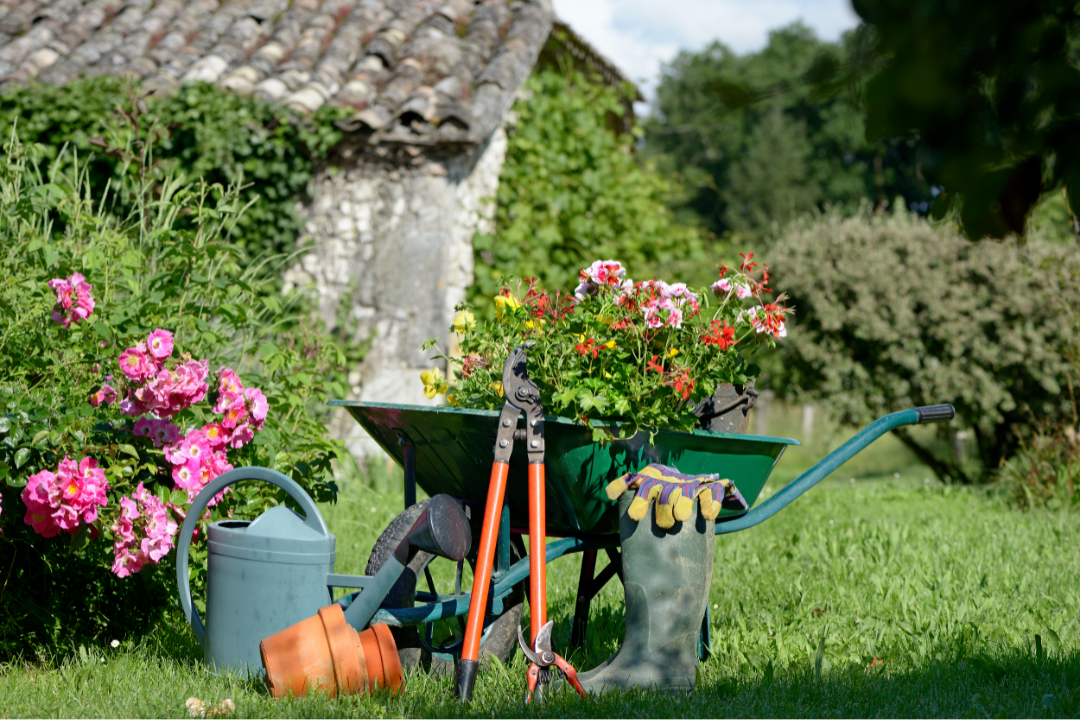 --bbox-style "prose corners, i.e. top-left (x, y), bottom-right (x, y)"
top-left (571, 549), bottom-right (622, 649)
